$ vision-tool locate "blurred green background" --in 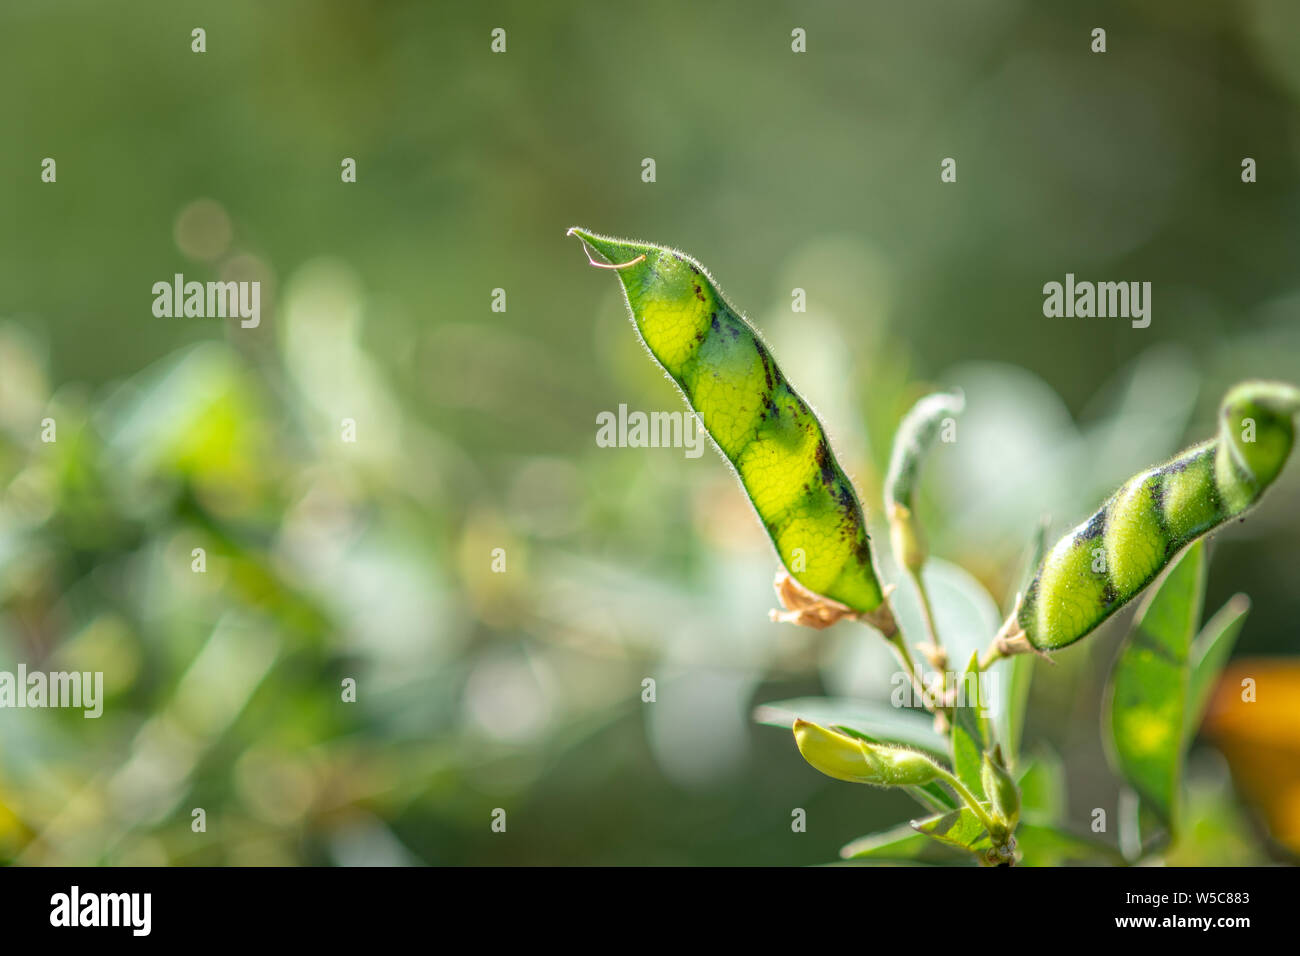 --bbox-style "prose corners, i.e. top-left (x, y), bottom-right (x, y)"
top-left (1, 0), bottom-right (1299, 865)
